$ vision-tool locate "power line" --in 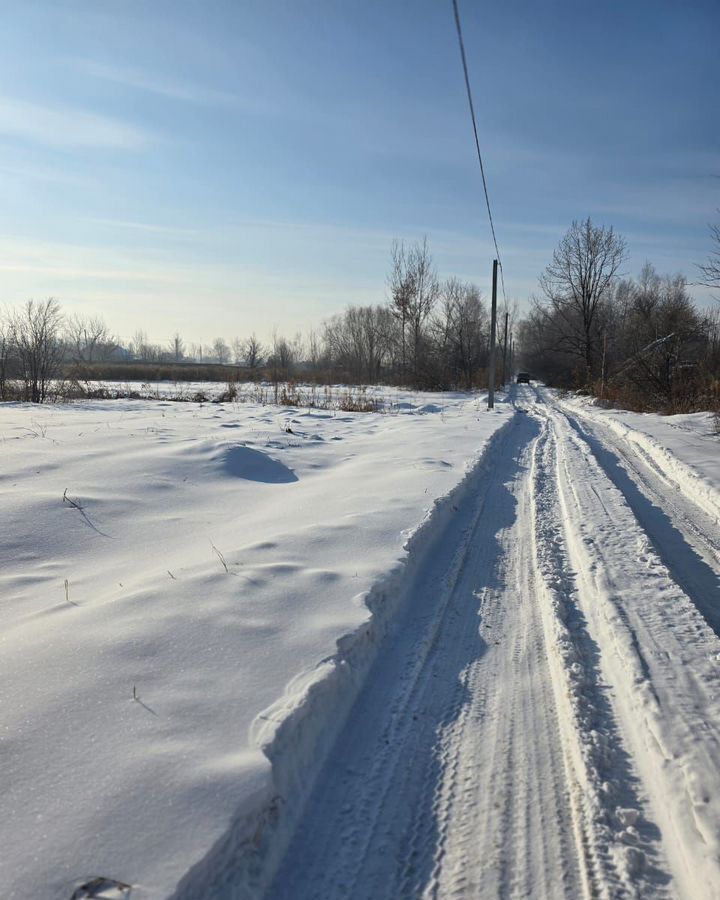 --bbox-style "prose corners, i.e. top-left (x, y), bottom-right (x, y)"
top-left (451, 0), bottom-right (507, 303)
